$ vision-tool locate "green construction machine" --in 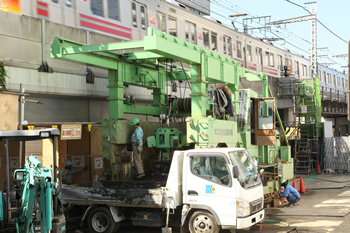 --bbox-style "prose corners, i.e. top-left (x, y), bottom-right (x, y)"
top-left (51, 28), bottom-right (294, 202)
